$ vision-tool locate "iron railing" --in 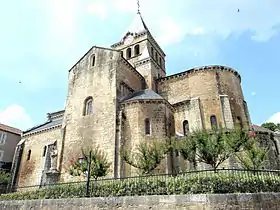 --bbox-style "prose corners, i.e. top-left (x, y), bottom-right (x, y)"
top-left (1, 168), bottom-right (280, 197)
